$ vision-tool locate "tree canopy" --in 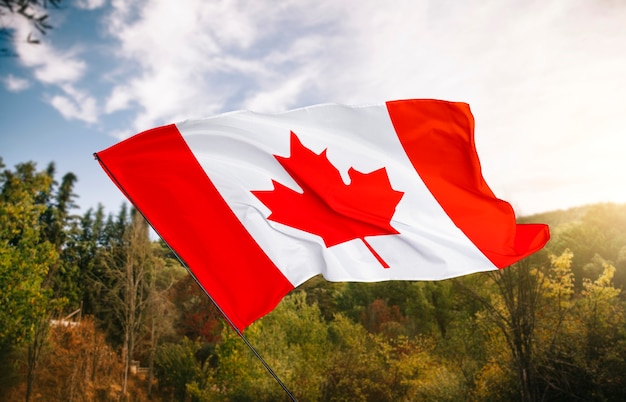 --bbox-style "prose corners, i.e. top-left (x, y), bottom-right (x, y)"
top-left (2, 156), bottom-right (626, 401)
